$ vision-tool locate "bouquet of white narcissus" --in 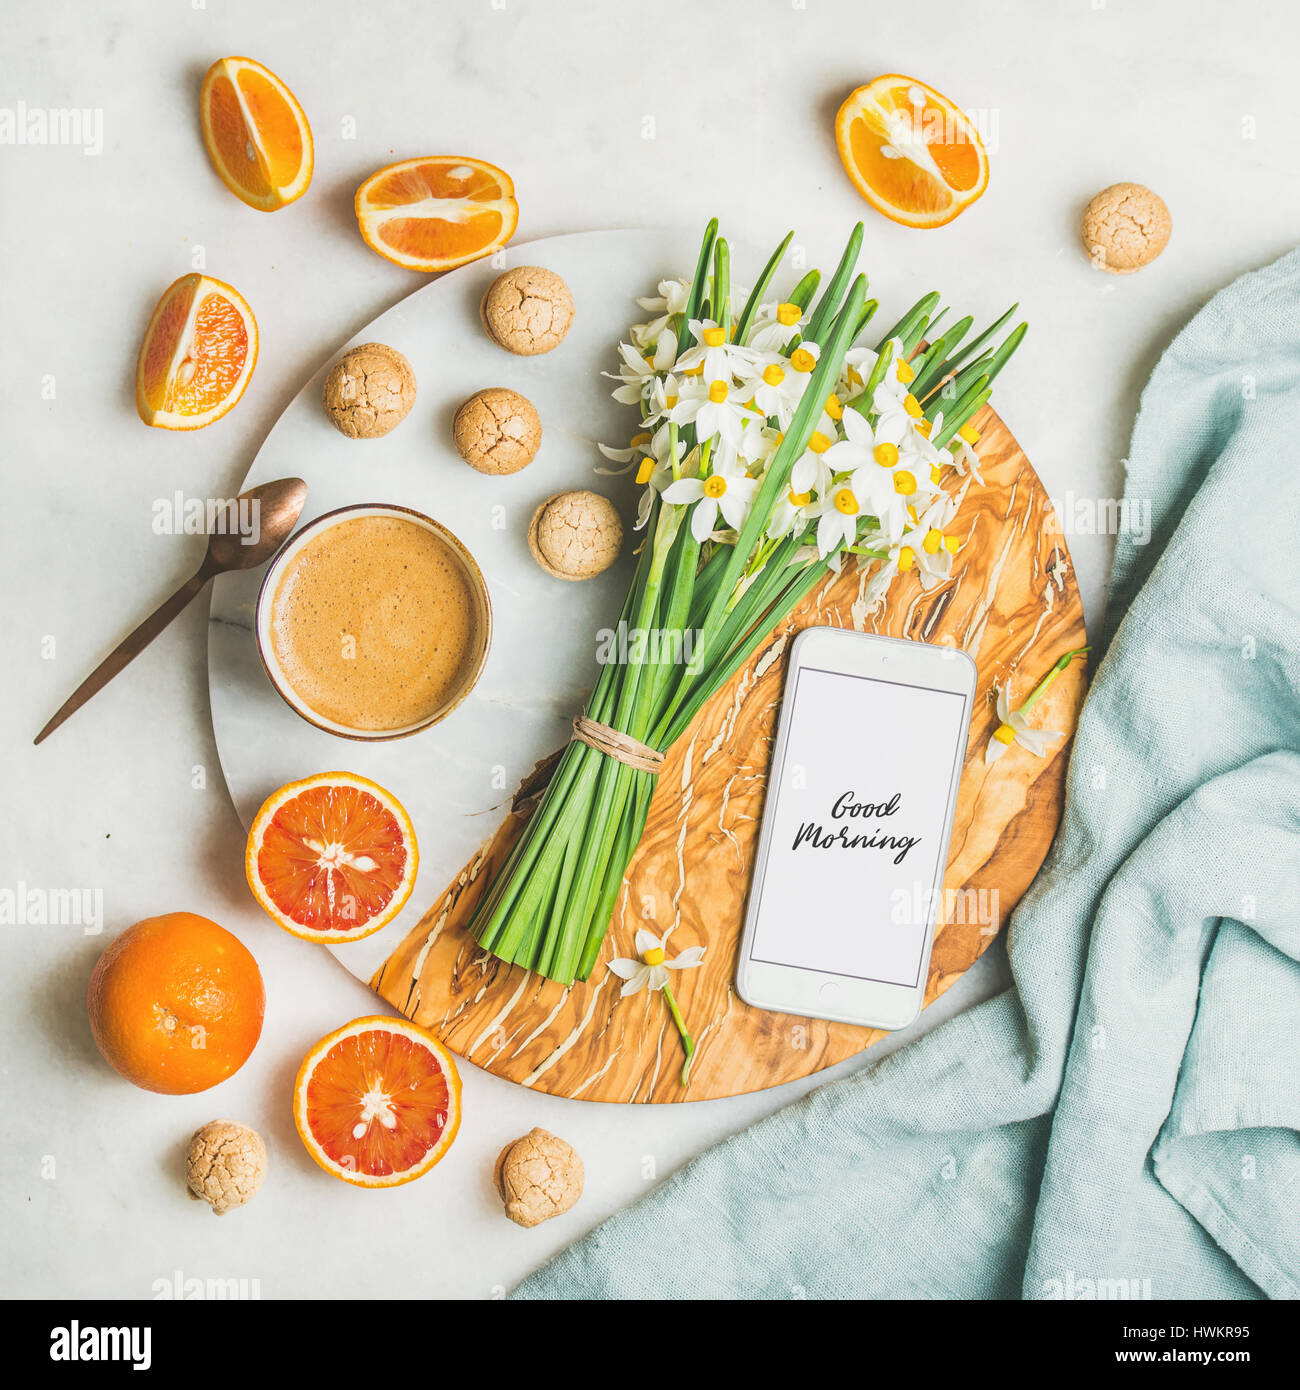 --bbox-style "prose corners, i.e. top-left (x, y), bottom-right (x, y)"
top-left (469, 220), bottom-right (1026, 985)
